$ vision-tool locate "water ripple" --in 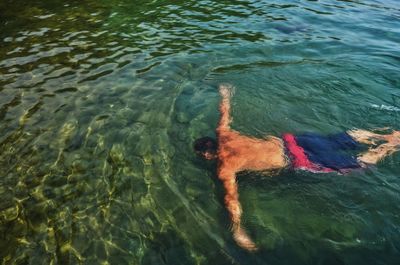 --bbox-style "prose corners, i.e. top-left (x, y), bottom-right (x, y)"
top-left (1, 0), bottom-right (400, 264)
